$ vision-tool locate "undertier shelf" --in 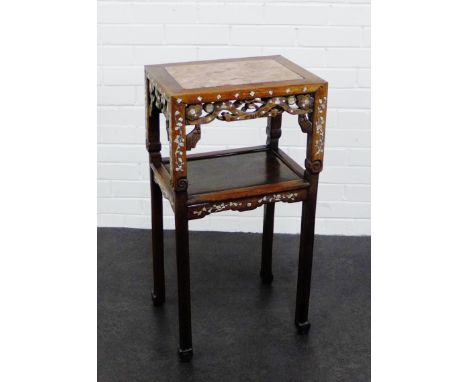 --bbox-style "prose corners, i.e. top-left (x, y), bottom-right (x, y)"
top-left (161, 146), bottom-right (309, 207)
